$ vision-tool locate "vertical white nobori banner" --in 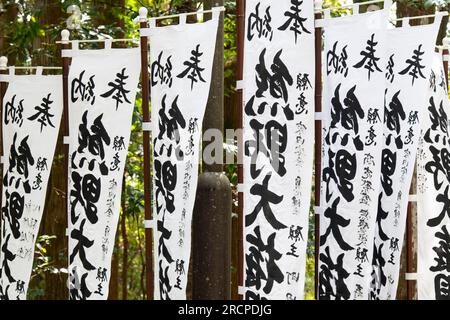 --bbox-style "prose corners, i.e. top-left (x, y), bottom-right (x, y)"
top-left (320, 8), bottom-right (389, 300)
top-left (243, 0), bottom-right (315, 300)
top-left (371, 18), bottom-right (442, 300)
top-left (0, 74), bottom-right (63, 300)
top-left (417, 53), bottom-right (450, 300)
top-left (67, 48), bottom-right (140, 300)
top-left (142, 11), bottom-right (219, 300)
